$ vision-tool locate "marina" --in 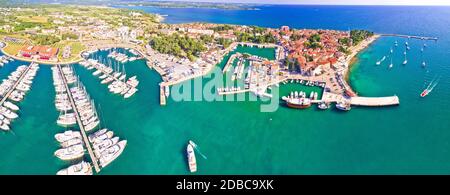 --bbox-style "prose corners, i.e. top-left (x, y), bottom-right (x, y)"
top-left (52, 64), bottom-right (127, 174)
top-left (79, 58), bottom-right (139, 99)
top-left (1, 4), bottom-right (450, 175)
top-left (0, 62), bottom-right (39, 131)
